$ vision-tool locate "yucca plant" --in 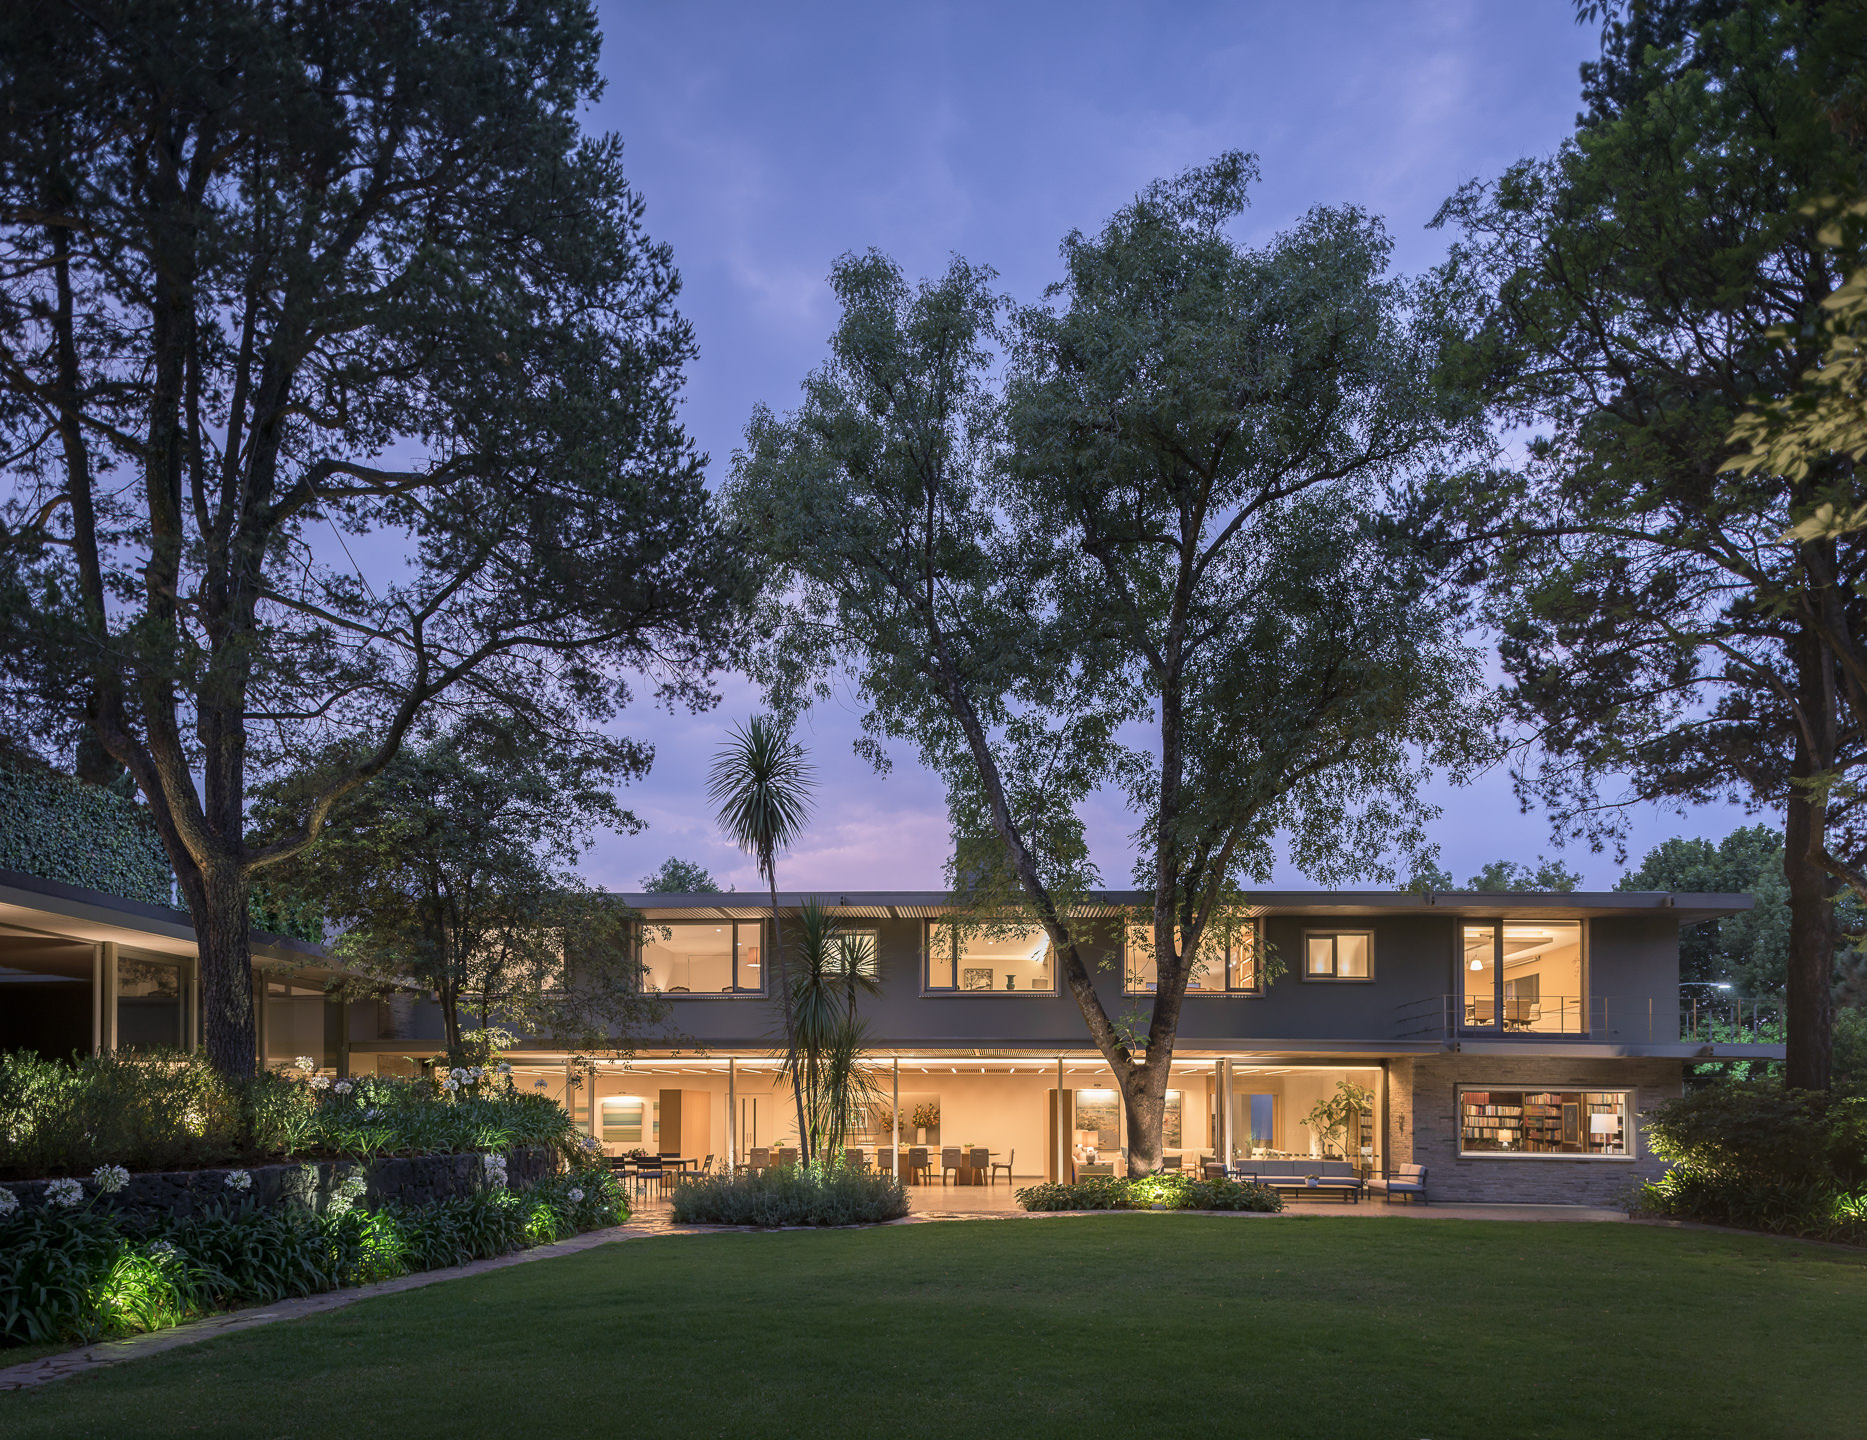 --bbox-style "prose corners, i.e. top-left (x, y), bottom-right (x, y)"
top-left (708, 714), bottom-right (816, 1152)
top-left (780, 903), bottom-right (884, 1159)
